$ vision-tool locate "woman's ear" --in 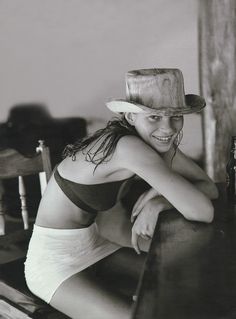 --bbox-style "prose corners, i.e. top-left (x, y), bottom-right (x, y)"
top-left (125, 112), bottom-right (137, 126)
